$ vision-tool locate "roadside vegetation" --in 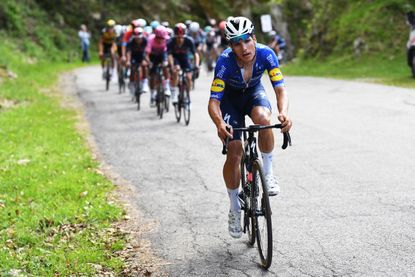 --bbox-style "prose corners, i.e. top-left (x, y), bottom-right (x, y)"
top-left (0, 39), bottom-right (125, 275)
top-left (281, 0), bottom-right (415, 88)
